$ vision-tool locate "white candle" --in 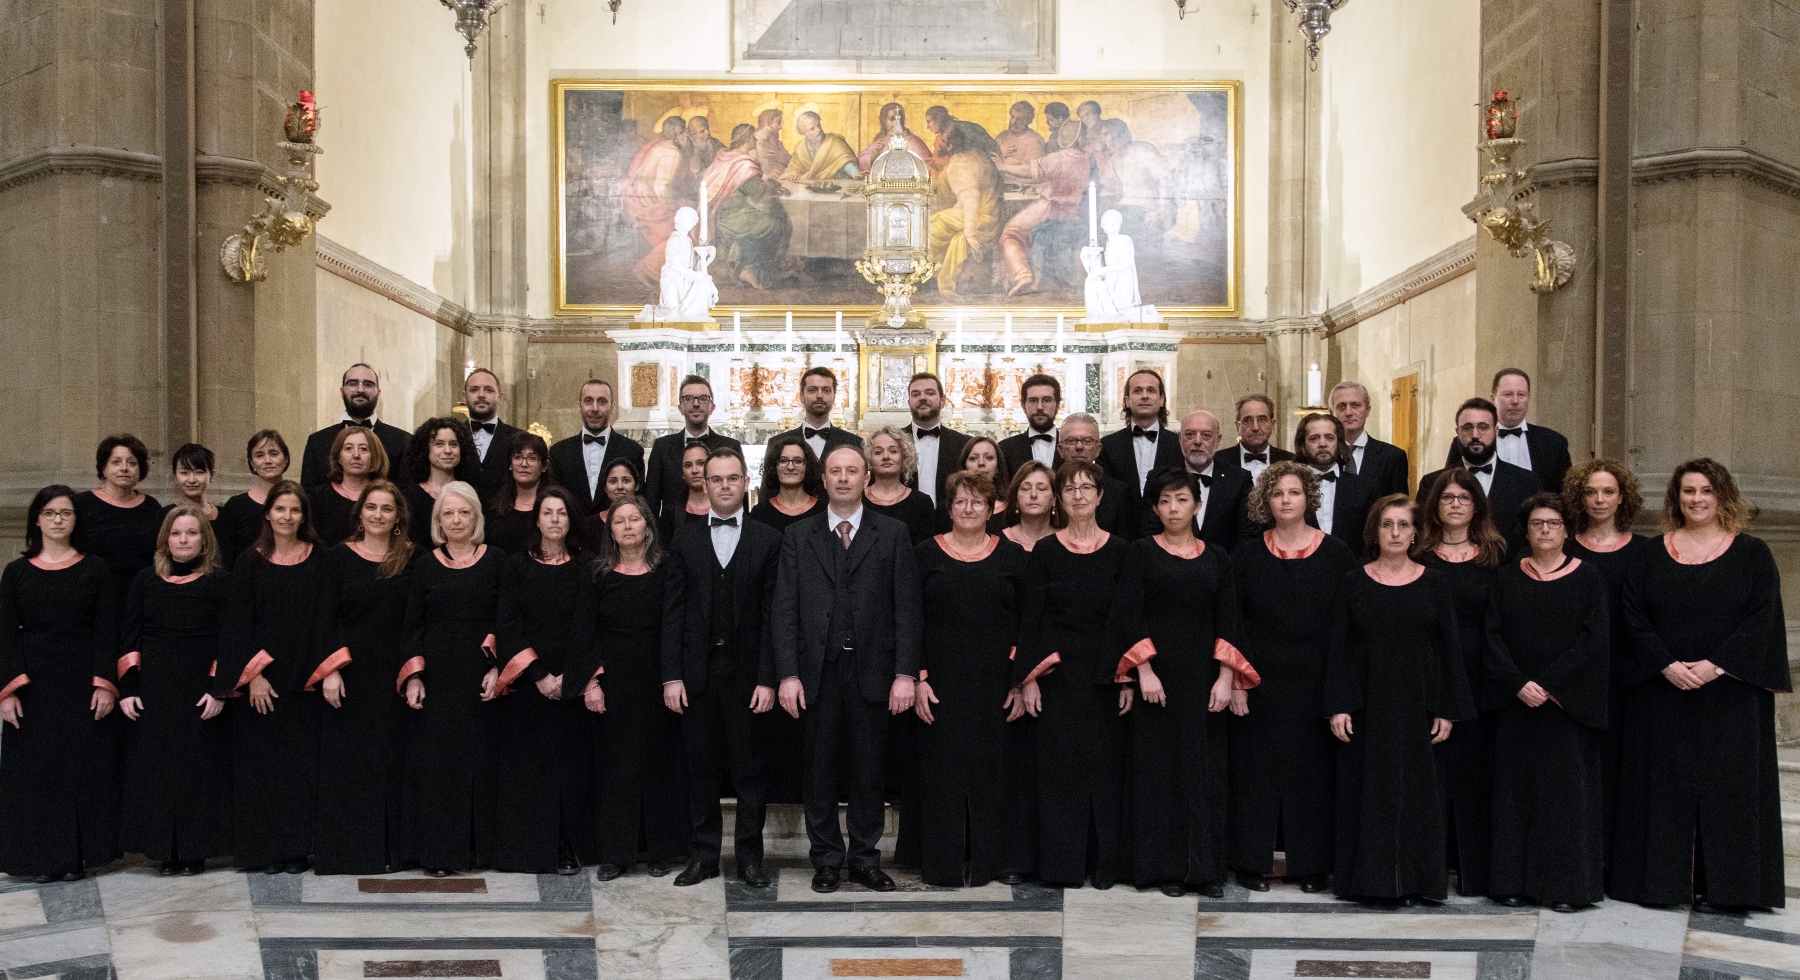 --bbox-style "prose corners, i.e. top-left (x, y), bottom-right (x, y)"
top-left (698, 183), bottom-right (709, 243)
top-left (1307, 363), bottom-right (1323, 406)
top-left (1004, 313), bottom-right (1014, 353)
top-left (1055, 312), bottom-right (1064, 353)
top-left (732, 311), bottom-right (742, 353)
top-left (834, 311), bottom-right (843, 352)
top-left (785, 312), bottom-right (794, 353)
top-left (955, 311), bottom-right (964, 354)
top-left (1088, 182), bottom-right (1098, 244)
